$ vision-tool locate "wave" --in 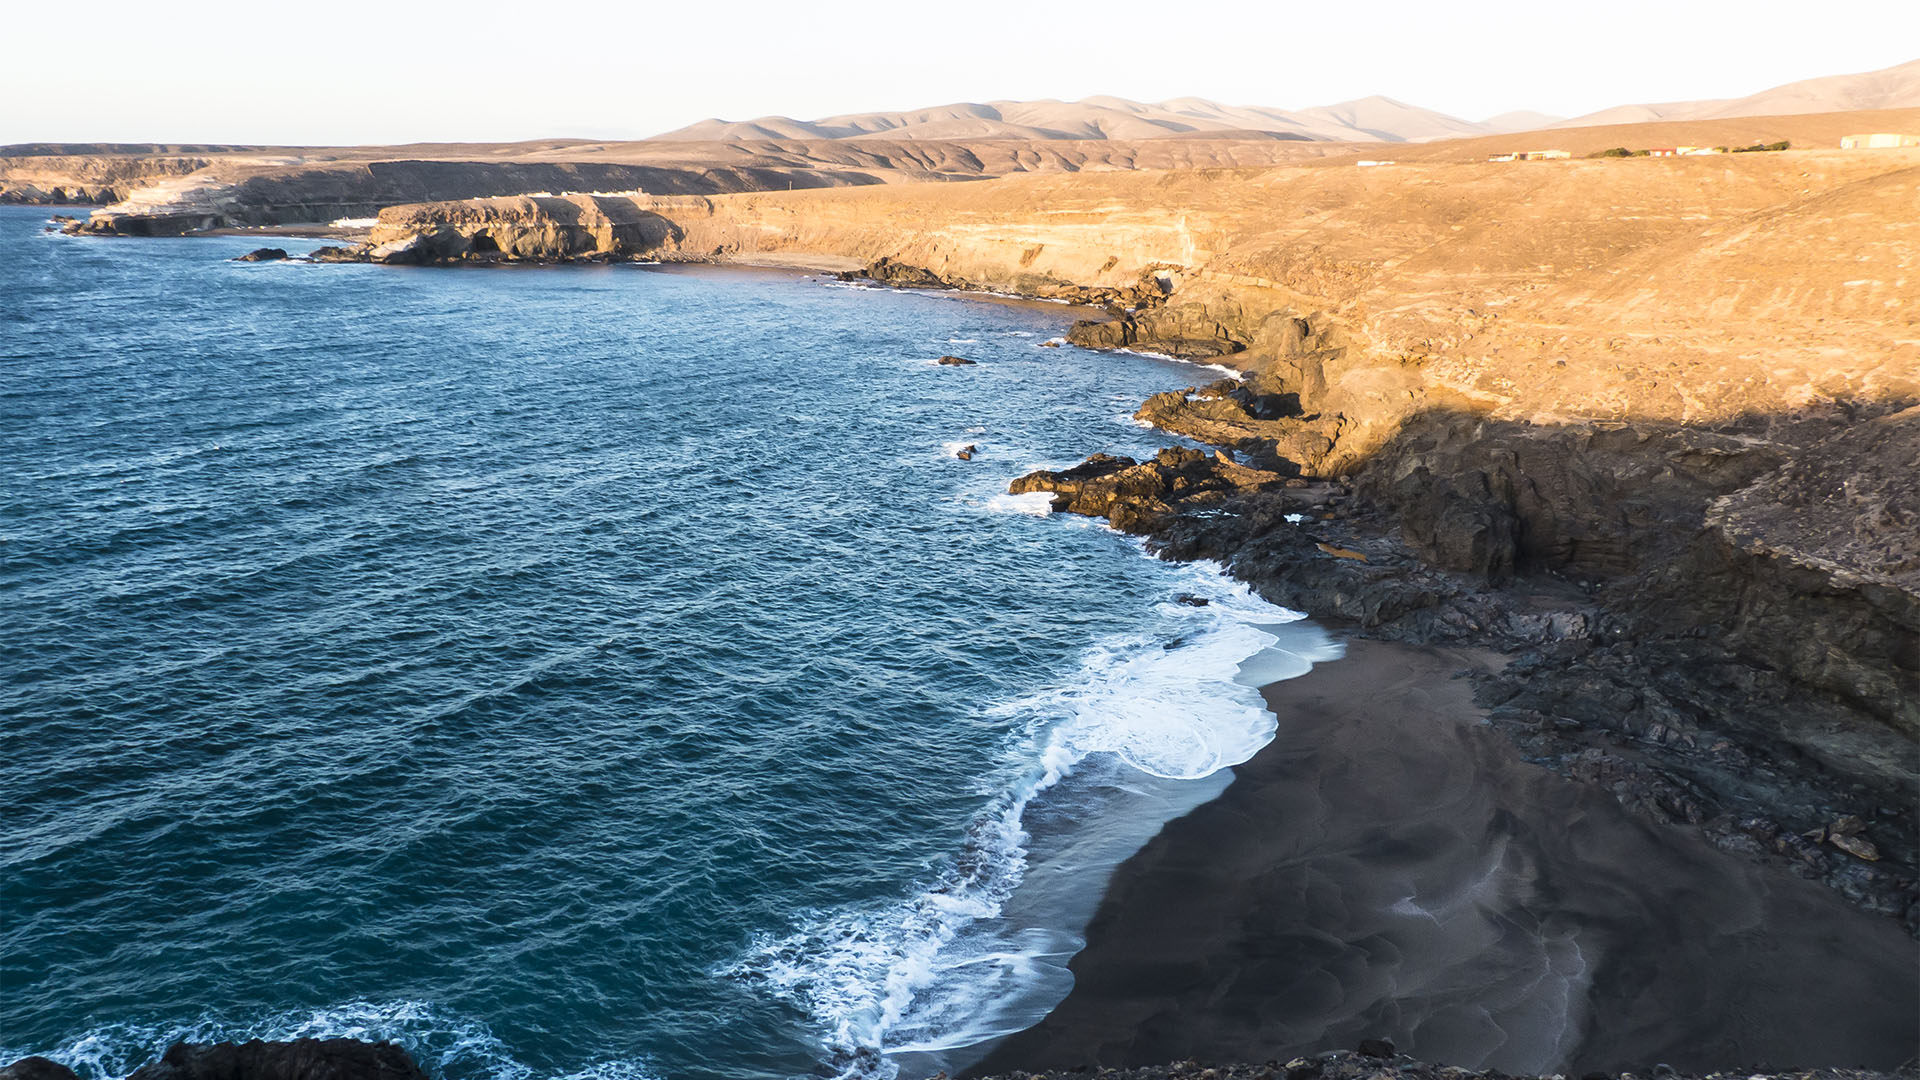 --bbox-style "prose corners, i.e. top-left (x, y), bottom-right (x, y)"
top-left (719, 560), bottom-right (1340, 1079)
top-left (981, 492), bottom-right (1057, 517)
top-left (2, 1000), bottom-right (660, 1080)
